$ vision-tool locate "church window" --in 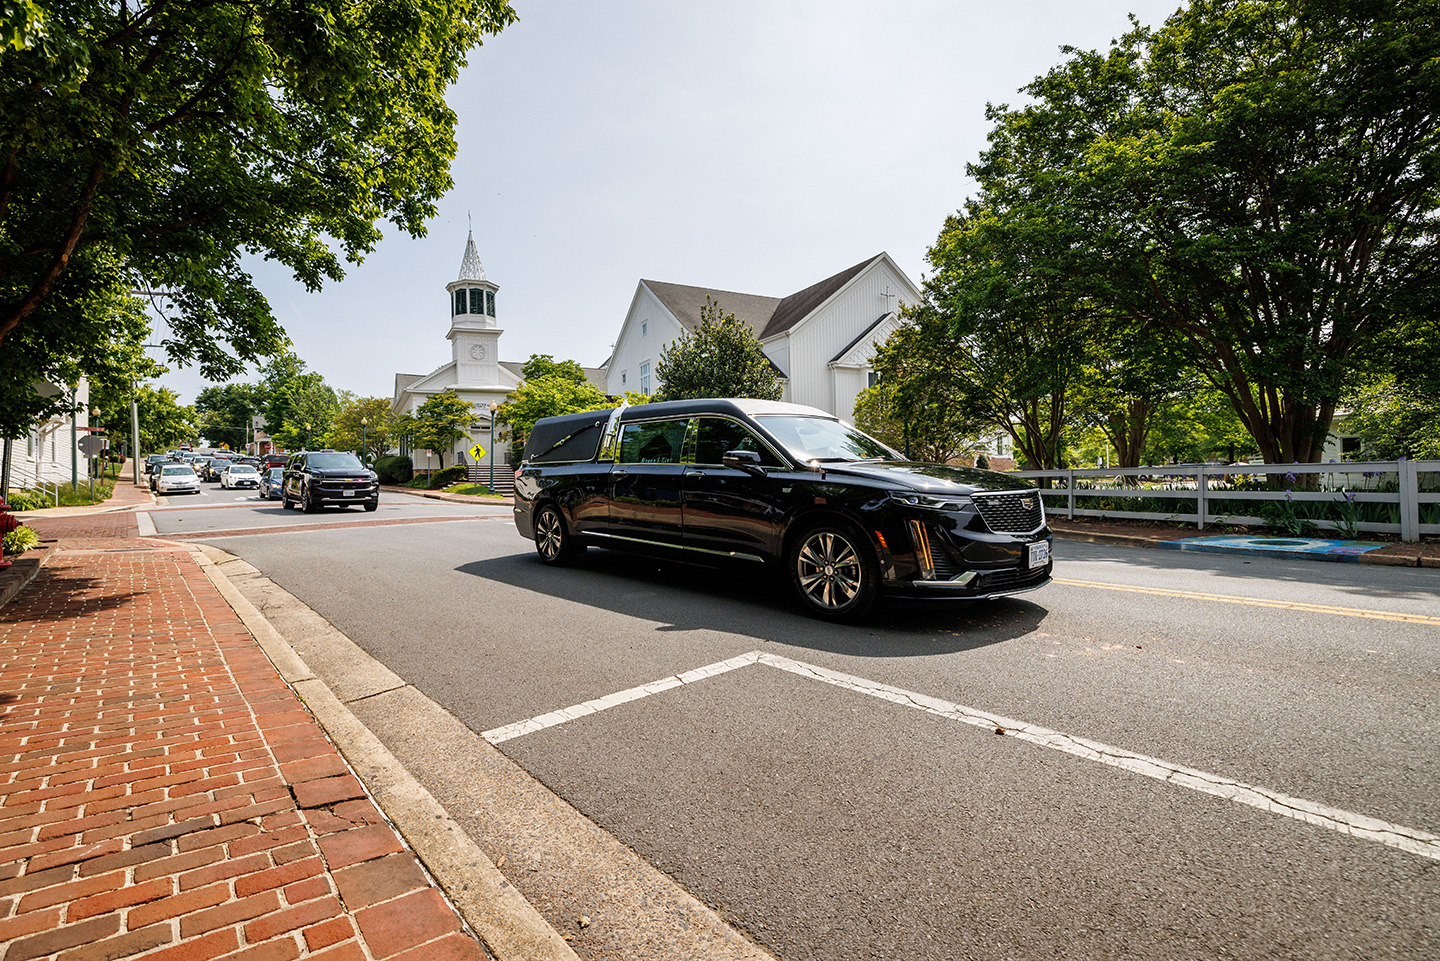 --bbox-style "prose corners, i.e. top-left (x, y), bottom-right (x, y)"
top-left (640, 361), bottom-right (651, 396)
top-left (454, 290), bottom-right (466, 316)
top-left (486, 290), bottom-right (495, 316)
top-left (642, 320), bottom-right (647, 336)
top-left (469, 288), bottom-right (483, 314)
top-left (867, 370), bottom-right (879, 388)
top-left (621, 371), bottom-right (627, 385)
